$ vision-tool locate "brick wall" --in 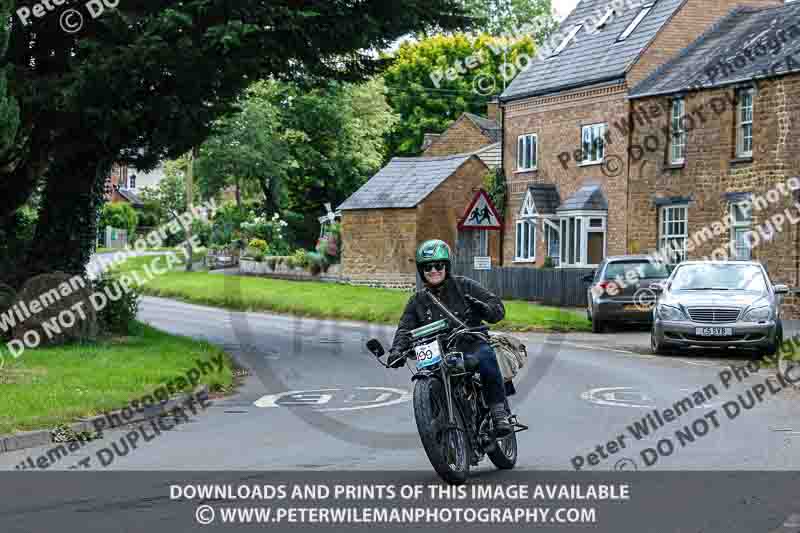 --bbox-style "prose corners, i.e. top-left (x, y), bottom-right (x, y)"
top-left (424, 115), bottom-right (493, 157)
top-left (502, 83), bottom-right (630, 266)
top-left (628, 76), bottom-right (800, 316)
top-left (627, 0), bottom-right (782, 88)
top-left (340, 208), bottom-right (418, 284)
